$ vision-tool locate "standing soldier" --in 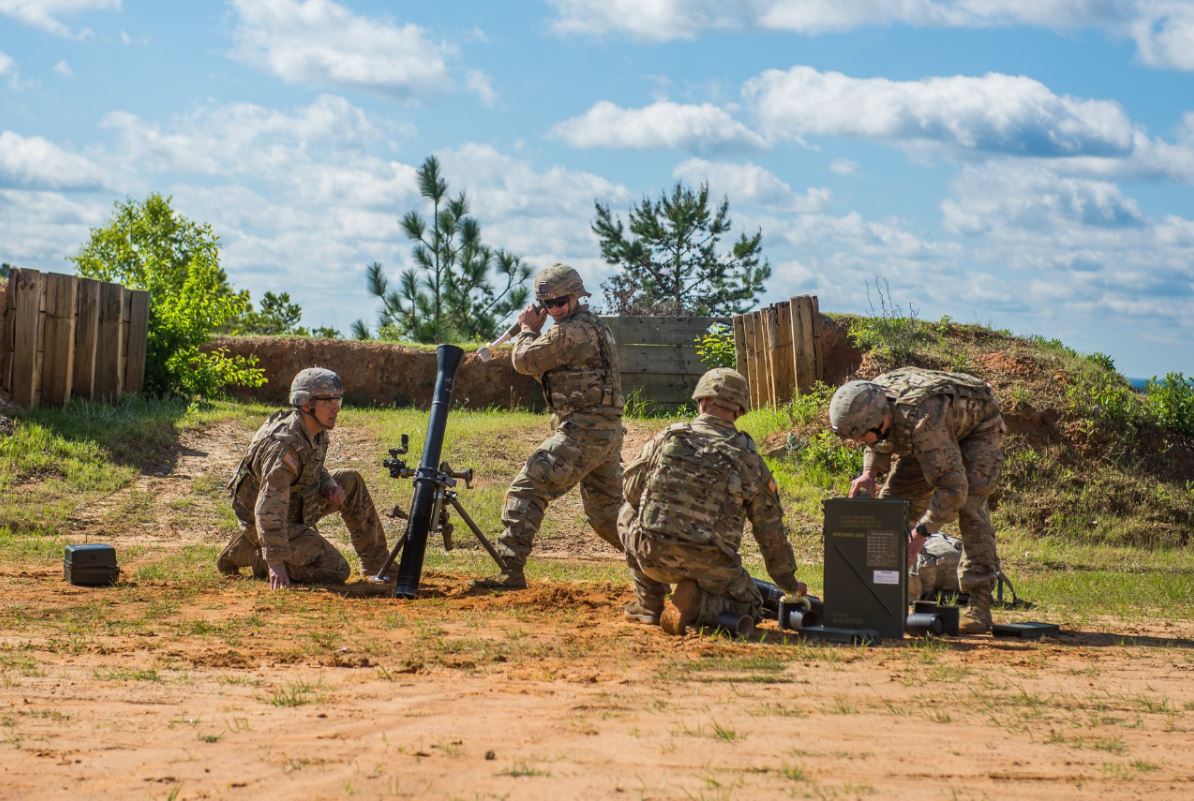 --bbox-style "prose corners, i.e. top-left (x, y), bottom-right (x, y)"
top-left (620, 368), bottom-right (806, 634)
top-left (828, 367), bottom-right (1006, 633)
top-left (473, 264), bottom-right (624, 590)
top-left (218, 368), bottom-right (391, 589)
